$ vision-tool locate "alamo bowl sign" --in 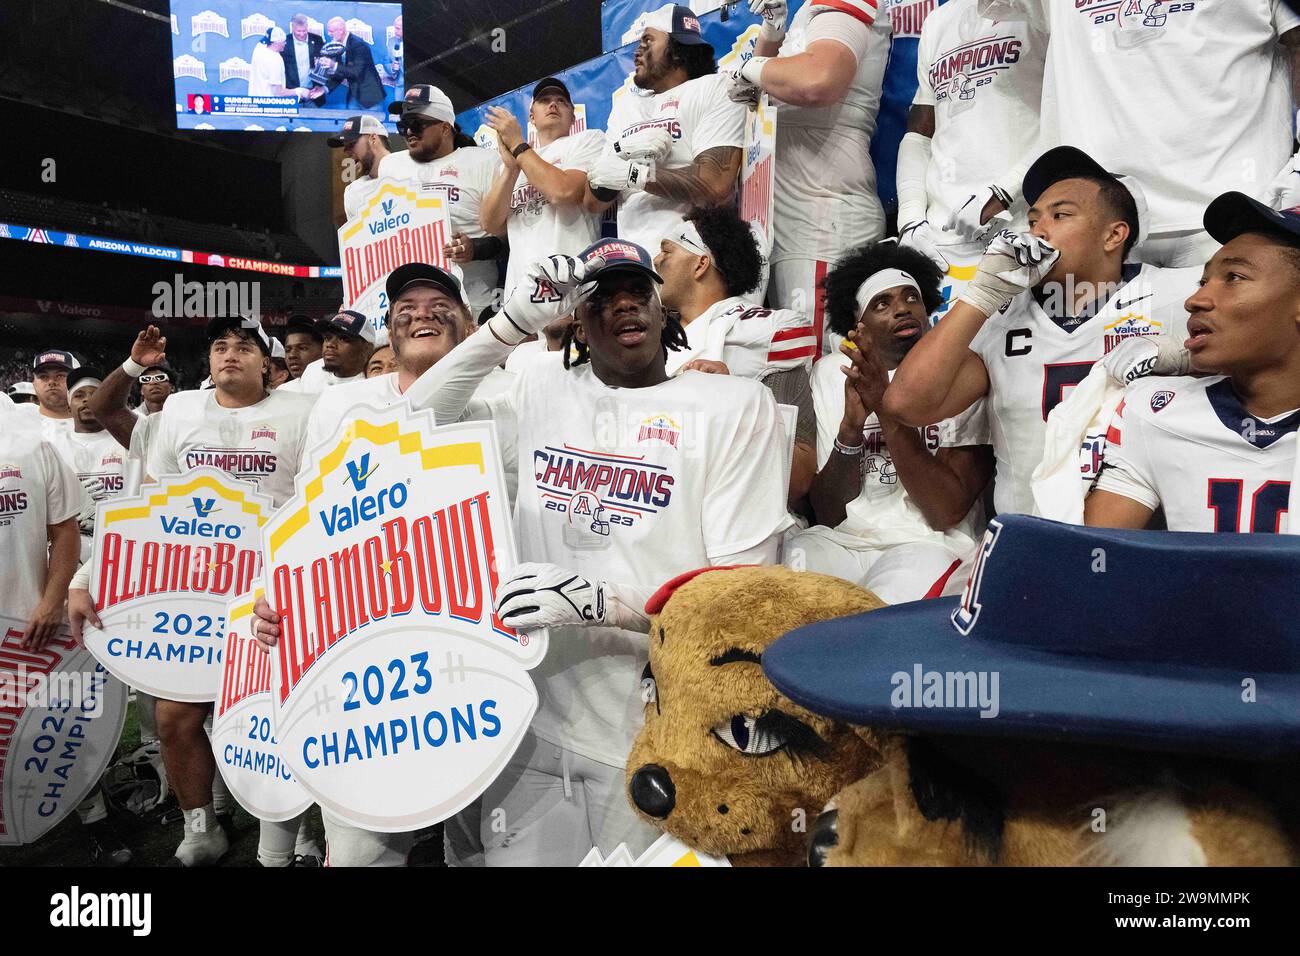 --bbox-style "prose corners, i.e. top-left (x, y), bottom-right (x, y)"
top-left (263, 407), bottom-right (542, 832)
